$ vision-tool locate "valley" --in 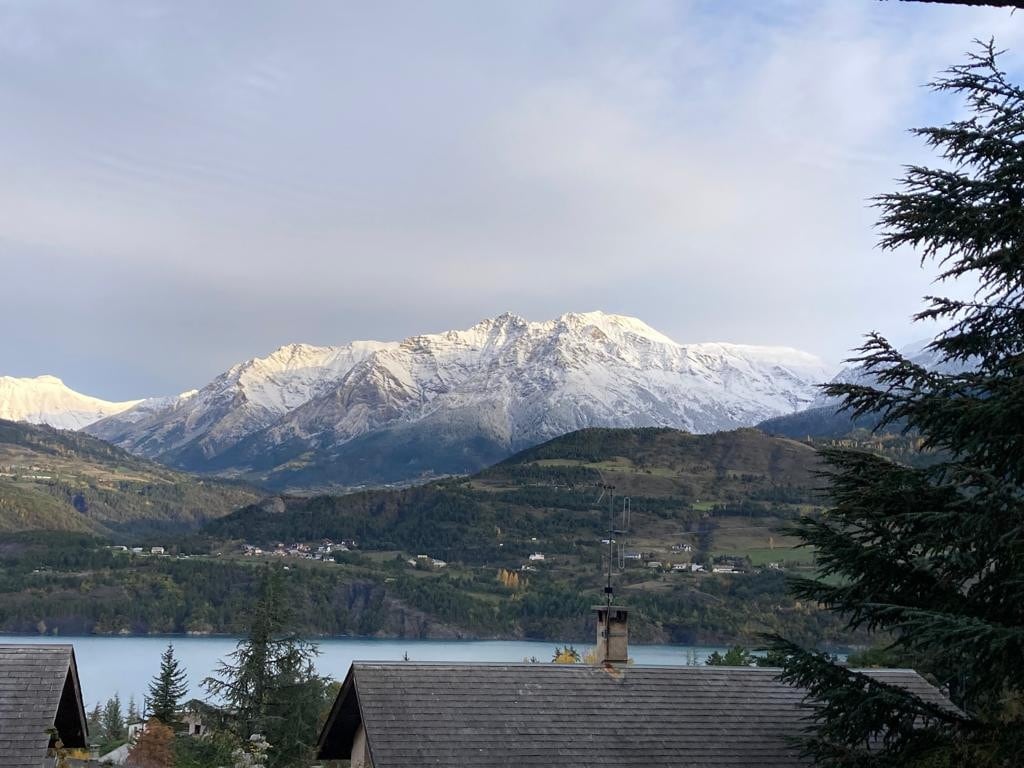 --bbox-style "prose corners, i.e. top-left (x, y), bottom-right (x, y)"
top-left (0, 426), bottom-right (861, 648)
